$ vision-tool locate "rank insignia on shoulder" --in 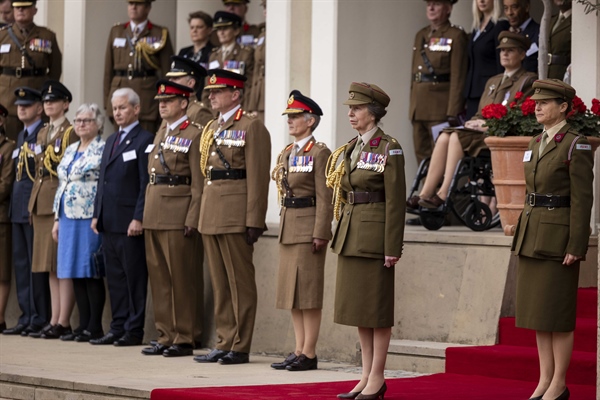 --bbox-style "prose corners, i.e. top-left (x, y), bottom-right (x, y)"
top-left (304, 141), bottom-right (315, 152)
top-left (234, 108), bottom-right (244, 121)
top-left (576, 143), bottom-right (591, 150)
